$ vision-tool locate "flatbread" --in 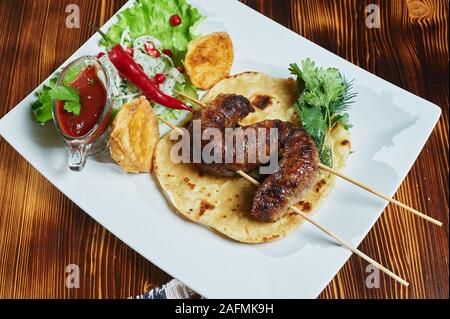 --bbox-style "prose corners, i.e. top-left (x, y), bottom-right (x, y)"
top-left (153, 72), bottom-right (351, 243)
